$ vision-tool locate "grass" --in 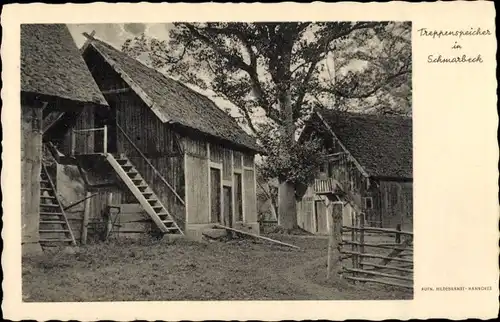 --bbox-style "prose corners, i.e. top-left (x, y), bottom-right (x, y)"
top-left (22, 234), bottom-right (413, 302)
